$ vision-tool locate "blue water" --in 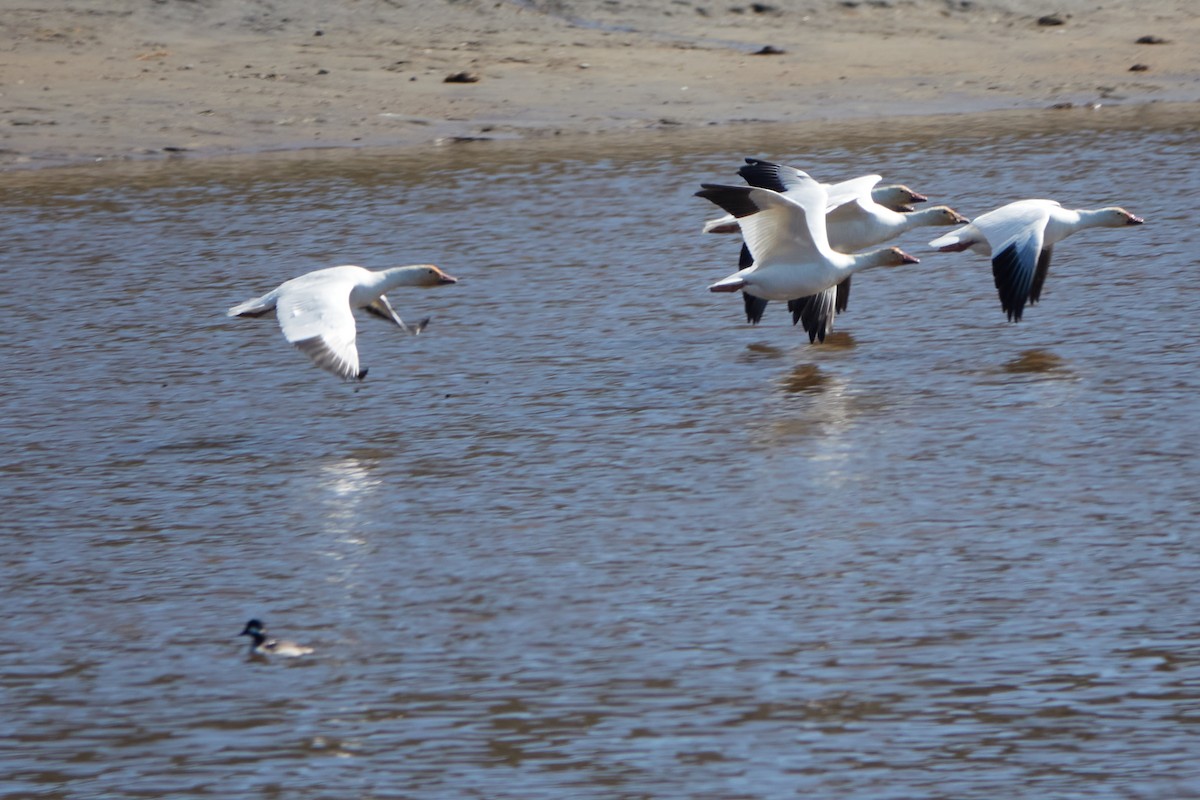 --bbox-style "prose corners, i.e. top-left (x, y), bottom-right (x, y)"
top-left (2, 112), bottom-right (1199, 799)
